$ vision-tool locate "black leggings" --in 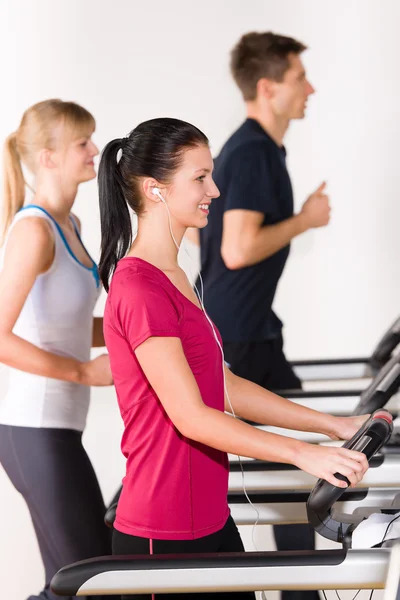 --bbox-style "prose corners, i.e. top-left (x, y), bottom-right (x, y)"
top-left (112, 516), bottom-right (256, 600)
top-left (0, 424), bottom-right (113, 600)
